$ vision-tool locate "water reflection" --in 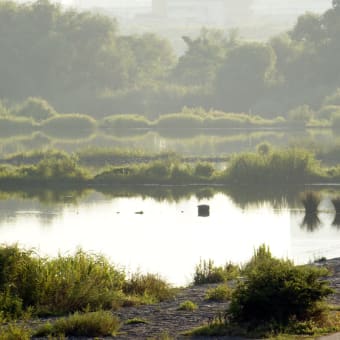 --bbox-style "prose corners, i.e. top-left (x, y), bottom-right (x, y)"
top-left (0, 187), bottom-right (339, 286)
top-left (301, 213), bottom-right (321, 232)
